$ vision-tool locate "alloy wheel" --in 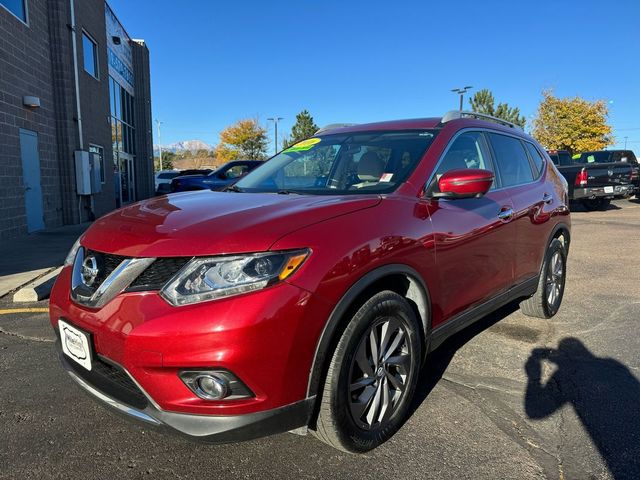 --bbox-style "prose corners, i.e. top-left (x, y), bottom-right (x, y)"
top-left (348, 317), bottom-right (413, 430)
top-left (545, 251), bottom-right (564, 309)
